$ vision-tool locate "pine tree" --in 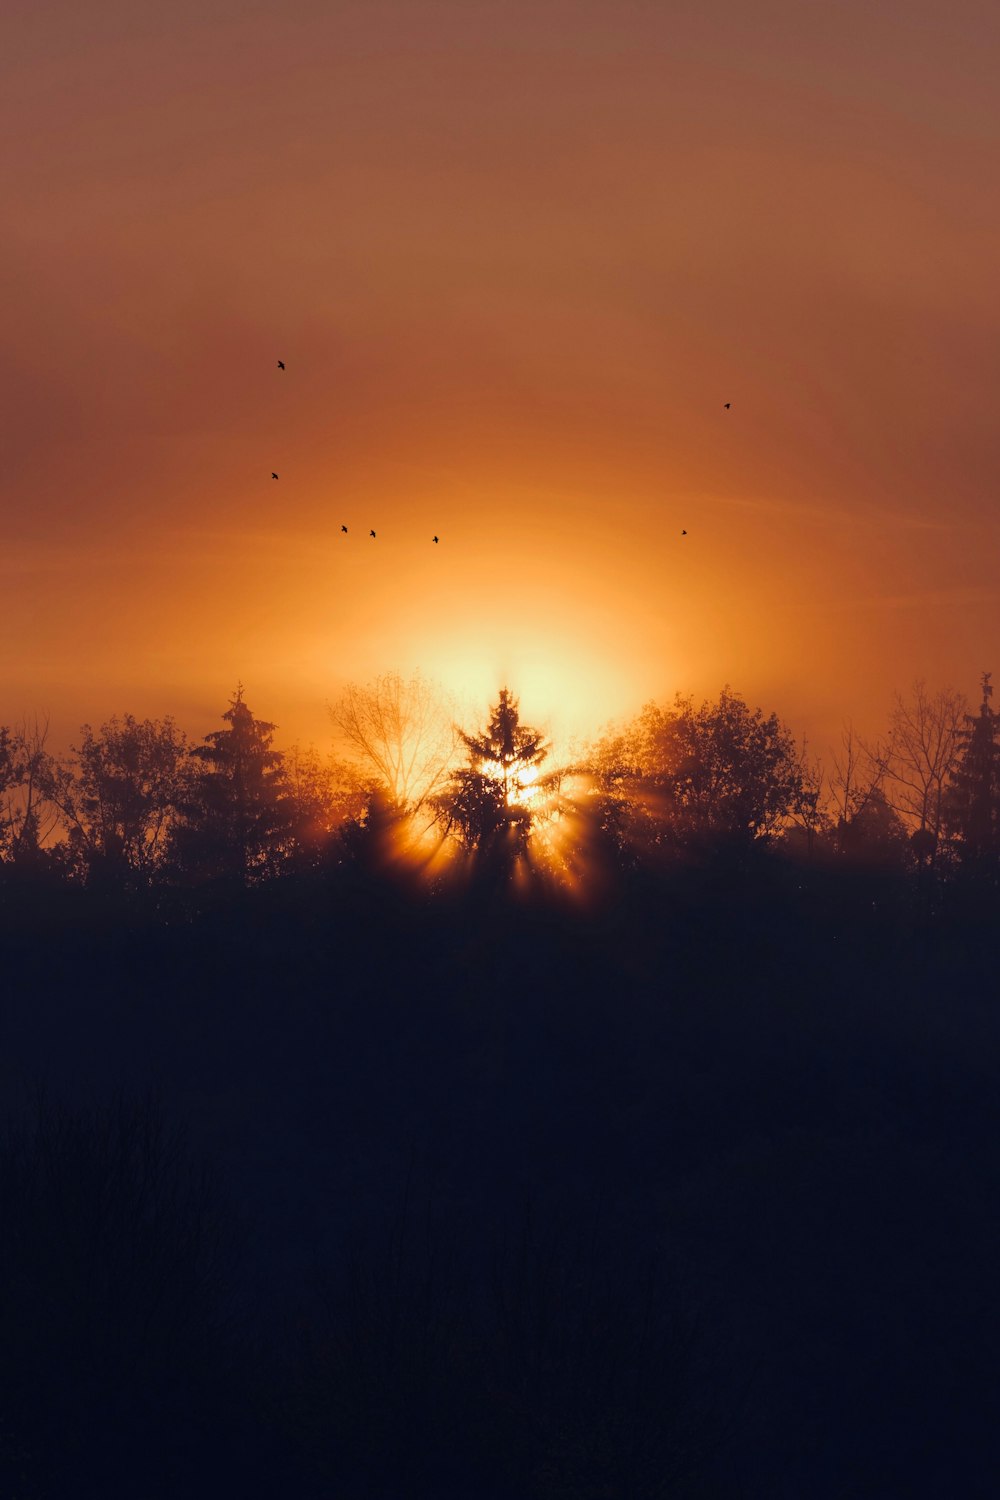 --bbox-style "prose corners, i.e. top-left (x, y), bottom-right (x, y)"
top-left (944, 671), bottom-right (1000, 876)
top-left (171, 686), bottom-right (292, 885)
top-left (440, 688), bottom-right (548, 854)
